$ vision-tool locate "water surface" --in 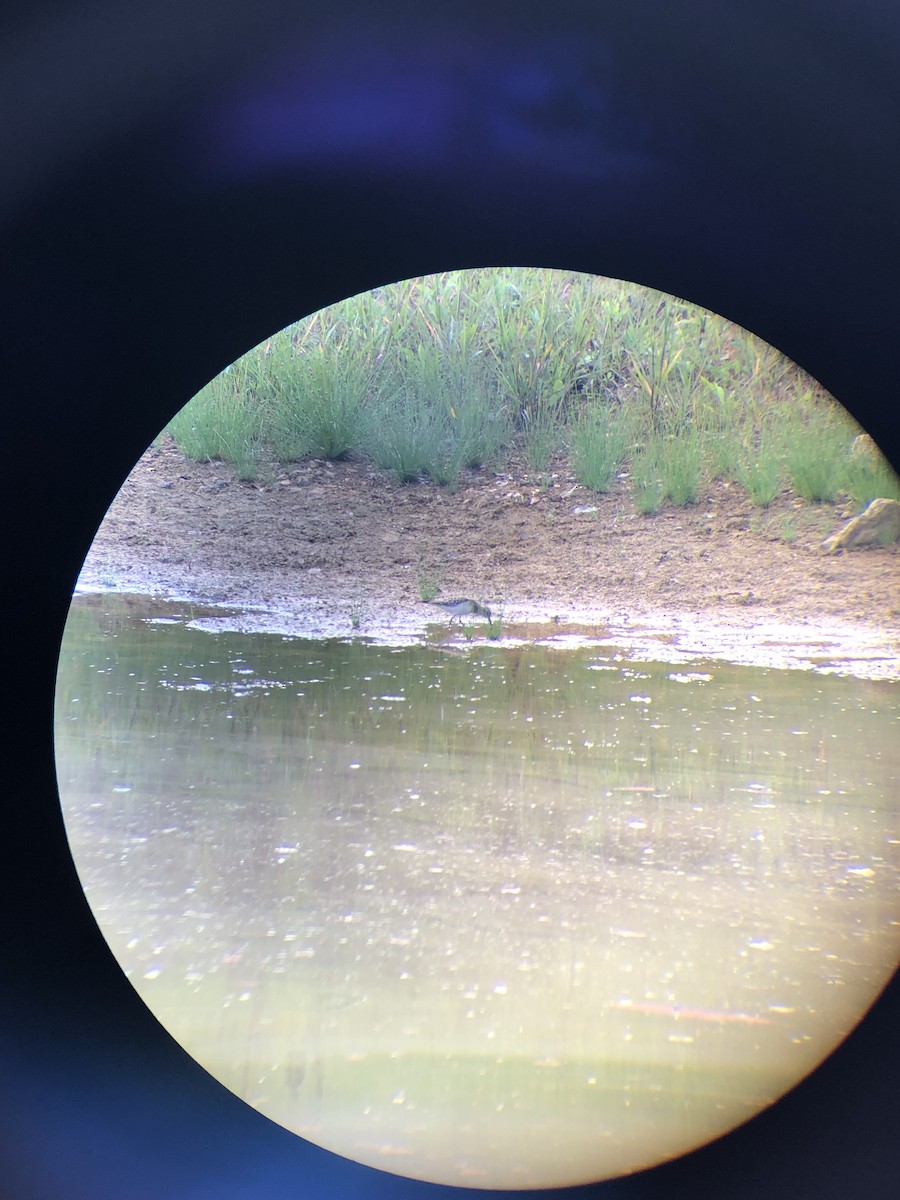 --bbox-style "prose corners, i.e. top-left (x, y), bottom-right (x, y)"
top-left (55, 594), bottom-right (900, 1189)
